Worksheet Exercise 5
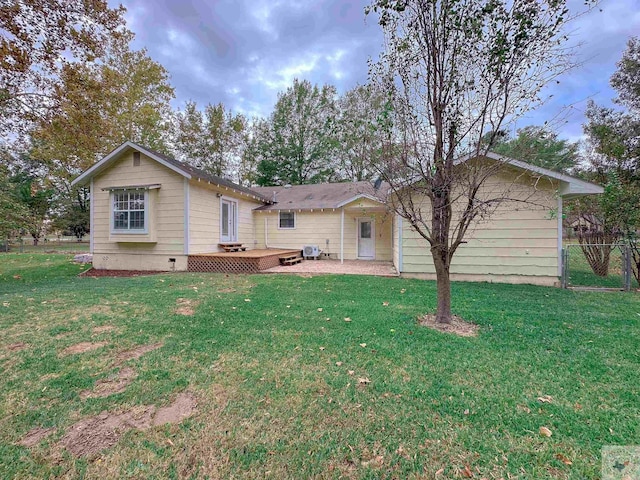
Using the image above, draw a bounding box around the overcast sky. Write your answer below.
[115,0,640,141]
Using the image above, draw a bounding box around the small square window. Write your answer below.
[279,211,295,229]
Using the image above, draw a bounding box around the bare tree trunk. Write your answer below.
[433,253,452,324]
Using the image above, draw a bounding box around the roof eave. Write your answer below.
[71,141,191,187]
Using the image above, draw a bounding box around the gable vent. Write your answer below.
[133,151,141,166]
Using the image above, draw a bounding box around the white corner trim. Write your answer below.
[398,215,403,273]
[89,178,94,253]
[557,195,563,277]
[340,208,345,264]
[184,178,190,255]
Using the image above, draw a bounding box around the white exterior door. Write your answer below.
[220,198,237,242]
[357,218,375,259]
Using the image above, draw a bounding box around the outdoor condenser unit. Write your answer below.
[303,245,320,258]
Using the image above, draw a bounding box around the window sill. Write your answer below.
[110,232,156,243]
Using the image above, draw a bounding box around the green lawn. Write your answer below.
[1,254,639,479]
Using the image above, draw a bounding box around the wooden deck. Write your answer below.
[188,249,302,273]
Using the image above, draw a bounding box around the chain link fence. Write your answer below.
[561,244,632,290]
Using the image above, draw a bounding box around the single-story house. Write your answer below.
[72,141,602,285]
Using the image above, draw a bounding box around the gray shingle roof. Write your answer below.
[252,181,388,211]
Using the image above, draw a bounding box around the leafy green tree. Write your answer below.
[0,0,126,135]
[336,84,386,181]
[493,126,579,173]
[0,166,28,245]
[582,36,640,284]
[254,79,339,186]
[173,101,249,179]
[11,171,54,245]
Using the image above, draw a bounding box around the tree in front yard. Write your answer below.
[582,36,640,285]
[367,0,595,323]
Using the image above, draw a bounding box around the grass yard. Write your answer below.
[1,254,639,479]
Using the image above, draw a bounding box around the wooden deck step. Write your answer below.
[219,242,246,252]
[281,257,303,266]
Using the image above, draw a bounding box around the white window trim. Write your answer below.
[220,196,239,242]
[278,211,296,230]
[110,189,149,234]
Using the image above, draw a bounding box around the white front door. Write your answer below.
[357,218,375,259]
[220,198,237,242]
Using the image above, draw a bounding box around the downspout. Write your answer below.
[340,207,344,264]
[265,216,268,248]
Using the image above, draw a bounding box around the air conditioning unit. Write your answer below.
[303,245,320,258]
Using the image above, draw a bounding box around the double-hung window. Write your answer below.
[278,211,295,229]
[112,190,147,233]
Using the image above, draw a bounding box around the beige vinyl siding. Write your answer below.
[188,180,262,253]
[254,208,393,261]
[93,151,185,256]
[401,171,559,281]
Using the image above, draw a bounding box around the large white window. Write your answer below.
[278,211,295,229]
[111,190,148,233]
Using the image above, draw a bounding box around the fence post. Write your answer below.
[561,248,568,289]
[624,245,632,292]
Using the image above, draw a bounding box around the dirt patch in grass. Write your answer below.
[92,325,116,334]
[18,427,55,447]
[7,342,27,351]
[175,298,199,316]
[79,268,166,278]
[116,342,163,363]
[153,392,197,425]
[80,367,138,399]
[61,341,108,356]
[60,392,197,456]
[418,314,479,337]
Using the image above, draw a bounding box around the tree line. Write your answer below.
[2,0,638,319]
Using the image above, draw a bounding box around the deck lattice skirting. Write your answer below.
[188,249,300,273]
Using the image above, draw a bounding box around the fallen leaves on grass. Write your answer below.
[537,395,553,404]
[357,377,371,386]
[359,343,367,348]
[344,317,351,322]
[539,426,553,437]
[418,314,479,337]
[555,453,572,465]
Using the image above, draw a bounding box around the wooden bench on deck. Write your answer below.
[218,242,247,252]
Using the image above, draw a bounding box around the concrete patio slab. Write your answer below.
[263,259,398,277]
